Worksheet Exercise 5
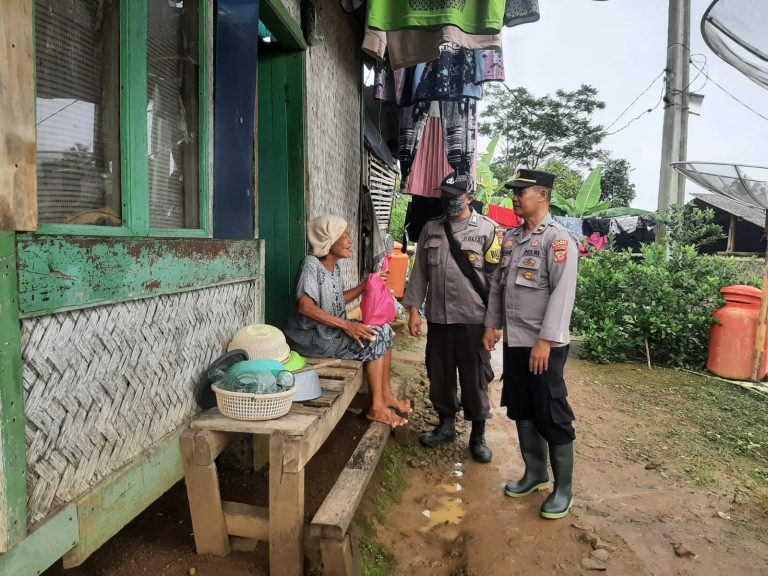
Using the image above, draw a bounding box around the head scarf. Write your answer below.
[307,215,348,258]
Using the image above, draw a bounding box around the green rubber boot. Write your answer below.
[540,442,574,519]
[419,414,457,448]
[504,420,549,497]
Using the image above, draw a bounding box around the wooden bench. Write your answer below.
[310,377,409,576]
[181,359,409,576]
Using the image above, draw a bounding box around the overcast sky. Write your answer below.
[491,0,768,210]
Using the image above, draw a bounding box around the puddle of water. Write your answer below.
[419,482,466,533]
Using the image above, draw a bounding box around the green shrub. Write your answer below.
[573,243,760,368]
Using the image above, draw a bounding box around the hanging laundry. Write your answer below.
[504,0,540,27]
[475,49,505,83]
[488,204,523,228]
[363,25,502,70]
[374,45,504,106]
[398,98,477,185]
[402,104,453,197]
[367,0,506,35]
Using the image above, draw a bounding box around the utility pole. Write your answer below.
[657,0,691,241]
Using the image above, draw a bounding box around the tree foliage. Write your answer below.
[657,204,726,253]
[479,84,607,174]
[540,158,583,200]
[599,158,637,207]
[573,243,758,367]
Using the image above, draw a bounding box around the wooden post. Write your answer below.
[0,0,37,231]
[751,210,768,382]
[269,433,305,576]
[726,214,737,254]
[180,430,230,556]
[0,232,27,552]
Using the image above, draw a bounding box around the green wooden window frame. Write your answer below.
[35,0,212,239]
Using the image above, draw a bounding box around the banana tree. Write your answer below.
[550,168,653,218]
[474,137,502,204]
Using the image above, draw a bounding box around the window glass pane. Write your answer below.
[35,0,121,226]
[148,0,200,229]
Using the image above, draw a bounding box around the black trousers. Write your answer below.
[425,323,493,421]
[501,345,576,445]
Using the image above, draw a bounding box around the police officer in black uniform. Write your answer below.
[483,169,578,519]
[404,174,500,463]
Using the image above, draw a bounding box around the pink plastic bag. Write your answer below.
[360,256,396,326]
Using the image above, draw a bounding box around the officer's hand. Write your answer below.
[483,327,501,351]
[408,308,422,337]
[529,339,552,375]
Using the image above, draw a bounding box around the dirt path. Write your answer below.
[43,338,768,576]
[375,345,768,575]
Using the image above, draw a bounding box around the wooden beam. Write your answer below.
[63,428,186,567]
[193,430,232,466]
[260,0,308,51]
[180,430,230,557]
[0,232,27,552]
[16,236,263,317]
[269,433,305,576]
[0,505,78,576]
[726,214,737,254]
[310,417,390,540]
[0,0,37,232]
[222,501,269,541]
[319,533,363,576]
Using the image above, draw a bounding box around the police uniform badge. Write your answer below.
[552,239,569,264]
[523,271,534,281]
[531,240,540,248]
[504,240,514,248]
[468,253,478,263]
[522,257,537,267]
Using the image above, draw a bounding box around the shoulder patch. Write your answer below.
[552,239,569,264]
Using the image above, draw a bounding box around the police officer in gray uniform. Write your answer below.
[483,169,578,519]
[404,173,499,463]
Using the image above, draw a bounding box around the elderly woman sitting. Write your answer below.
[284,216,410,428]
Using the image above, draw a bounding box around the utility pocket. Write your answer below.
[426,237,441,266]
[461,239,484,269]
[514,257,543,288]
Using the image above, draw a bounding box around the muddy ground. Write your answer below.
[45,335,768,576]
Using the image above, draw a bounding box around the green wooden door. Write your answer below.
[258,47,306,329]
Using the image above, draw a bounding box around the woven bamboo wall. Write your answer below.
[305,0,362,286]
[21,281,258,525]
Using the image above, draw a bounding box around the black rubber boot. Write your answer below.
[419,414,457,448]
[504,420,549,497]
[469,420,492,463]
[540,442,574,519]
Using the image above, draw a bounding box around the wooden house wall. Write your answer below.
[305,0,363,286]
[21,281,260,525]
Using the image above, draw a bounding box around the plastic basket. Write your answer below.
[212,384,295,421]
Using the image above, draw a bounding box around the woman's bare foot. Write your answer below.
[386,397,412,414]
[366,408,408,428]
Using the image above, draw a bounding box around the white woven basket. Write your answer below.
[212,385,295,421]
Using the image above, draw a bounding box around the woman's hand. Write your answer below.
[344,321,377,348]
[376,268,390,283]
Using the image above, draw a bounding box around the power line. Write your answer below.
[689,59,768,123]
[603,70,665,132]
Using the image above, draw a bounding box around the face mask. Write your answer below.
[441,197,466,219]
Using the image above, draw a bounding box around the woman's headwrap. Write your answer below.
[307,215,348,258]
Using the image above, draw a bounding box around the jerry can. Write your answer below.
[708,285,768,381]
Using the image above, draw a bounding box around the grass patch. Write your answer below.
[577,361,768,508]
[354,443,418,576]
